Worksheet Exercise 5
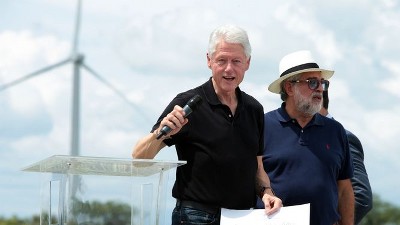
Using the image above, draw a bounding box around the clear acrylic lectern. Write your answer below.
[22,155,186,225]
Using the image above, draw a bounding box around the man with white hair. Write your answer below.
[257,50,355,225]
[133,25,282,225]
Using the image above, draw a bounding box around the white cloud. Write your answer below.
[379,59,400,98]
[113,8,217,75]
[382,0,398,8]
[362,108,400,149]
[0,30,69,73]
[274,2,342,66]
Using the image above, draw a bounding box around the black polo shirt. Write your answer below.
[152,78,264,209]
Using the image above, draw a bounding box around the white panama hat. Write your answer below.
[268,50,334,94]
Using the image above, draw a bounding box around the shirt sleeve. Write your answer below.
[347,131,373,224]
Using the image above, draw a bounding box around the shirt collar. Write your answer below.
[202,77,243,107]
[276,102,292,122]
[326,113,333,119]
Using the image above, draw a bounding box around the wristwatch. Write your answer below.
[259,186,273,198]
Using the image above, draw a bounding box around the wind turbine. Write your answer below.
[0,0,148,157]
[1,1,152,222]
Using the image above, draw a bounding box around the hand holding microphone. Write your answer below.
[156,95,203,140]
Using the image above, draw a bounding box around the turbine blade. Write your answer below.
[0,58,71,92]
[82,63,151,122]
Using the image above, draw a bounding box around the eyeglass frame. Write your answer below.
[290,78,330,91]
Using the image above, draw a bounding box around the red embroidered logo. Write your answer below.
[326,144,330,150]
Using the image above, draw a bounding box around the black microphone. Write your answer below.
[156,94,203,140]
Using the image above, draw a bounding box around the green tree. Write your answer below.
[0,200,133,225]
[360,194,400,225]
[73,200,132,225]
[0,215,39,225]
[0,216,24,225]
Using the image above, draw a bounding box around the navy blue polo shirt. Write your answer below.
[259,103,353,225]
[152,78,264,209]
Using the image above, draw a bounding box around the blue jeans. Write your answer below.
[171,204,221,225]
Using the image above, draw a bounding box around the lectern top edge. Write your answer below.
[21,155,186,177]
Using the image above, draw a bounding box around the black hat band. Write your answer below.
[280,63,320,77]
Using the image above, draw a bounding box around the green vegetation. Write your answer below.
[0,215,39,225]
[360,194,400,225]
[0,200,132,225]
[1,194,400,225]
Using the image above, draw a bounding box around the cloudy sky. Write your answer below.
[1,0,399,222]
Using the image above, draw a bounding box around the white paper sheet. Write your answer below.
[221,203,310,225]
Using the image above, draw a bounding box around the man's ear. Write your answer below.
[207,53,211,68]
[284,81,294,96]
[244,56,251,71]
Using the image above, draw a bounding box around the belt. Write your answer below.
[176,200,220,214]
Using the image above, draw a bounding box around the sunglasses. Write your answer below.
[290,78,330,91]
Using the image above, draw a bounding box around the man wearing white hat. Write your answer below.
[257,50,355,225]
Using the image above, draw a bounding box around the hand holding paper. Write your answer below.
[221,203,310,225]
[261,193,283,216]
